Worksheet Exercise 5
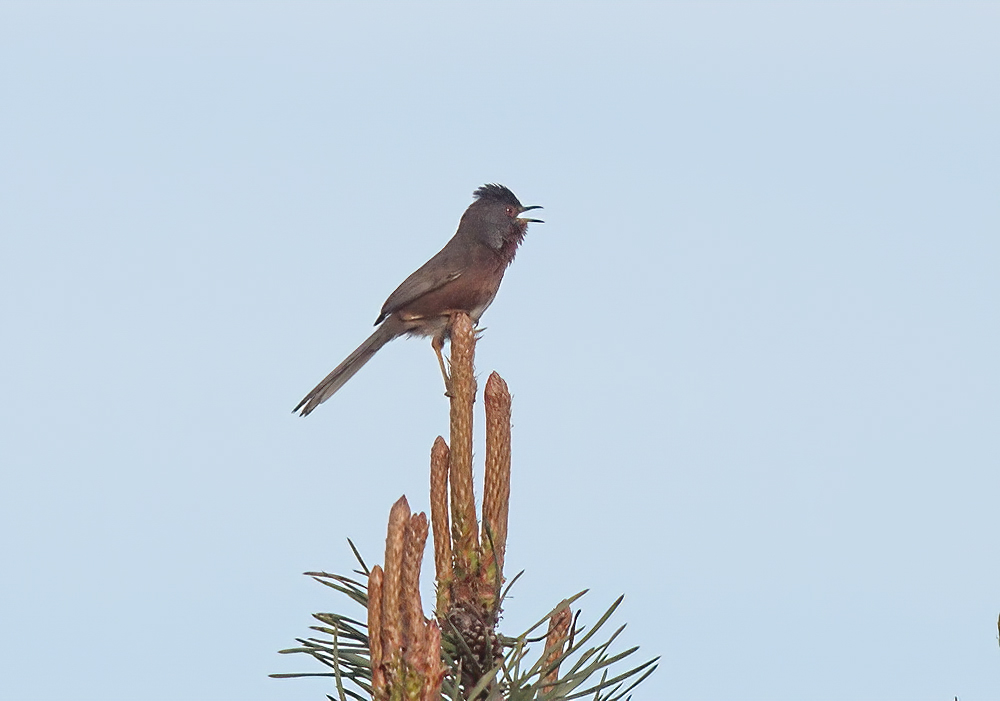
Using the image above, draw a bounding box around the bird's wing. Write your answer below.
[375,245,465,324]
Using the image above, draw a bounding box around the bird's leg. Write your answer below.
[431,333,452,396]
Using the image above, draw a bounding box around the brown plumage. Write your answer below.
[293,184,542,416]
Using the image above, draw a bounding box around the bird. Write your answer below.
[293,183,542,416]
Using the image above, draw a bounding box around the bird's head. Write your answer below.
[464,183,543,254]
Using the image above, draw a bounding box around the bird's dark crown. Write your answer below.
[473,183,522,208]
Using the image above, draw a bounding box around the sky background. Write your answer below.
[1,2,998,700]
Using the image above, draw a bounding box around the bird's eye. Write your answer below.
[505,206,515,216]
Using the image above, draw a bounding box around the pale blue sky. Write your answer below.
[1,3,998,699]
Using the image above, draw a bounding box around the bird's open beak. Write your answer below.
[519,205,544,223]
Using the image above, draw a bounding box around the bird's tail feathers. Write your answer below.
[293,318,403,416]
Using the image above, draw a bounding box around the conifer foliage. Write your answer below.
[274,313,657,700]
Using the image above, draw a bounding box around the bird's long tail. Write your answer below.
[293,317,404,416]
